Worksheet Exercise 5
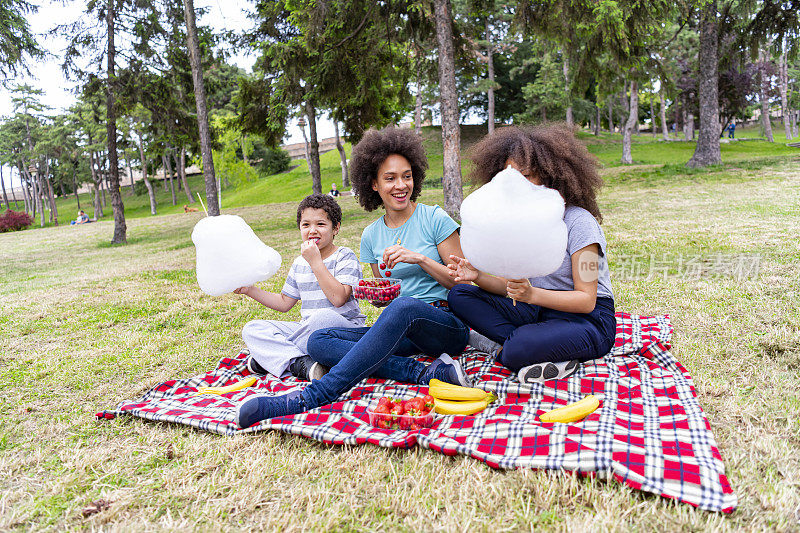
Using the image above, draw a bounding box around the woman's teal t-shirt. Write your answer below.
[360,203,459,303]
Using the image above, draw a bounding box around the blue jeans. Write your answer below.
[304,297,469,408]
[447,284,616,371]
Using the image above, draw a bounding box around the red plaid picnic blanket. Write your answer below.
[97,312,737,513]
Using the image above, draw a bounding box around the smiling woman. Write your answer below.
[235,127,472,428]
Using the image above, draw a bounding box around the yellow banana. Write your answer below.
[195,376,258,396]
[428,379,489,401]
[434,393,497,415]
[539,395,601,423]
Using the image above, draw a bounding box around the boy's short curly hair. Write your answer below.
[296,193,342,228]
[467,124,605,222]
[349,127,428,211]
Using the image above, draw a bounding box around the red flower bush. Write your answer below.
[0,209,34,233]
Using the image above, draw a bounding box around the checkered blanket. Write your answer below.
[97,312,737,513]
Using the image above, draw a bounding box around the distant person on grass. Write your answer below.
[728,122,736,139]
[447,125,617,383]
[234,193,365,381]
[329,182,341,197]
[236,127,470,428]
[70,210,90,225]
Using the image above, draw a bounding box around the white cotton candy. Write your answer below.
[460,166,568,279]
[192,215,282,296]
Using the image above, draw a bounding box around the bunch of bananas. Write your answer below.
[428,379,497,415]
[193,376,258,396]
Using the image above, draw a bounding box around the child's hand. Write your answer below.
[301,240,323,265]
[448,254,479,282]
[506,278,535,304]
[382,245,424,268]
[233,286,252,295]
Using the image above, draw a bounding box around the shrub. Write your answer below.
[133,180,149,196]
[253,146,291,175]
[0,209,34,232]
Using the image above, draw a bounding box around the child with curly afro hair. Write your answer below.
[447,124,617,385]
[235,127,473,429]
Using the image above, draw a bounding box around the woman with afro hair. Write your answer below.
[236,126,471,428]
[447,125,617,384]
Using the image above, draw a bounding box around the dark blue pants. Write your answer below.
[447,284,616,371]
[304,297,469,408]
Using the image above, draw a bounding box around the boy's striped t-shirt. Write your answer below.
[281,246,366,324]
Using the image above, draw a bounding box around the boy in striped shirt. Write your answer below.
[234,194,365,381]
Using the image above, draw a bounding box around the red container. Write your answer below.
[354,278,401,306]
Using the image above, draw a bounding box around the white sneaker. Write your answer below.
[518,359,580,383]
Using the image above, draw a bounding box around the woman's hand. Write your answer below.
[506,278,536,304]
[447,254,479,282]
[382,245,425,269]
[233,286,252,296]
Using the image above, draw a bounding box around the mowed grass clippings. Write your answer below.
[1,162,800,531]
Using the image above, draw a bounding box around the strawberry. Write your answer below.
[377,397,393,410]
[423,394,435,410]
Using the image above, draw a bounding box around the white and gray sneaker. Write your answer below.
[518,359,580,384]
[468,329,502,355]
[289,355,329,381]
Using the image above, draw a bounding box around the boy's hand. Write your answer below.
[382,245,424,269]
[447,254,479,282]
[301,240,323,265]
[233,286,252,295]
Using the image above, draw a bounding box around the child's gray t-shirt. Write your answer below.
[527,205,614,300]
[281,246,366,324]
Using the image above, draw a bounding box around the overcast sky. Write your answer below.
[0,0,340,187]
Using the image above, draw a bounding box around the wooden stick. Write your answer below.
[196,193,208,216]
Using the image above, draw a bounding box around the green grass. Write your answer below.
[2,152,800,529]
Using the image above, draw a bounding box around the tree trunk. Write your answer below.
[414,68,423,135]
[607,99,613,132]
[46,175,58,226]
[792,109,798,138]
[650,96,656,137]
[486,20,496,134]
[136,129,157,215]
[241,134,249,166]
[183,0,219,215]
[687,0,722,167]
[106,0,127,243]
[621,81,638,164]
[687,113,695,140]
[779,52,791,140]
[178,146,194,203]
[125,153,135,193]
[334,120,349,188]
[305,102,322,194]
[164,154,177,205]
[0,165,8,210]
[299,120,312,168]
[563,49,572,127]
[43,159,58,226]
[434,0,463,218]
[759,48,774,142]
[660,91,670,140]
[72,167,81,211]
[594,106,600,135]
[89,152,103,218]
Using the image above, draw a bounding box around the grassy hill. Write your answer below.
[10,122,799,229]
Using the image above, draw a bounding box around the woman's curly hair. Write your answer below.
[349,126,428,212]
[468,124,605,222]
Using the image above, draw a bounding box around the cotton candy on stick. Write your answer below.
[192,215,281,296]
[460,166,568,304]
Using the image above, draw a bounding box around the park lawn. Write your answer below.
[2,155,800,530]
[17,122,799,231]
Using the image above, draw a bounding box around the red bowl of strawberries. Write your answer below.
[354,278,401,307]
[367,394,436,430]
